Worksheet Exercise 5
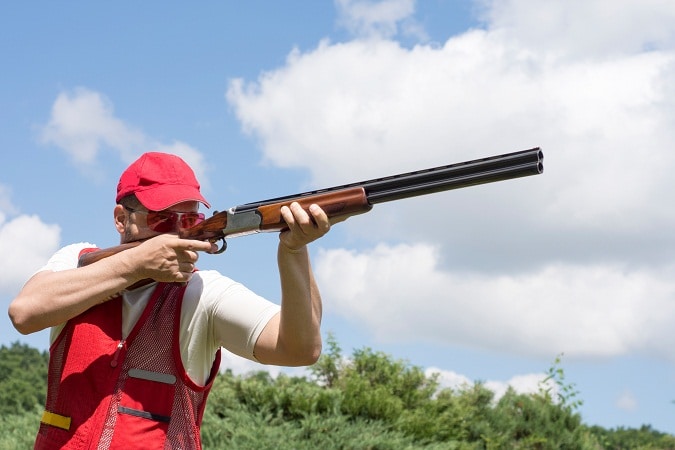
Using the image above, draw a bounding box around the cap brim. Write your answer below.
[135,184,210,211]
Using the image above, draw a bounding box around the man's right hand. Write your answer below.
[127,234,217,283]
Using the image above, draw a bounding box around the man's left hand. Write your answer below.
[278,202,330,251]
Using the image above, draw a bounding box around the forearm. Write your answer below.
[252,202,329,365]
[8,252,140,334]
[259,244,323,366]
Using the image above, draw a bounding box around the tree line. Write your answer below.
[0,338,673,449]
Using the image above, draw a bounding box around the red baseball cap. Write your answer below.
[116,152,210,210]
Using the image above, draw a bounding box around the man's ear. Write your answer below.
[114,205,128,233]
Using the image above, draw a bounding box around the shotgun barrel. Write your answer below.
[235,147,543,210]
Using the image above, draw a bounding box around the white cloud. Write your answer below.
[0,186,60,295]
[485,373,549,399]
[0,212,60,295]
[478,0,675,58]
[40,88,146,166]
[427,366,553,402]
[40,88,209,185]
[426,367,472,390]
[615,389,638,411]
[226,0,675,361]
[315,243,675,359]
[335,0,424,40]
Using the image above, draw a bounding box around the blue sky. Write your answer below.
[2,0,675,435]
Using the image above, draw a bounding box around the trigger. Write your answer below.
[211,238,227,254]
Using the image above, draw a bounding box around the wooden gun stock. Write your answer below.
[79,147,543,268]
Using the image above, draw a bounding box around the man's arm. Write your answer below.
[8,235,213,334]
[252,202,329,366]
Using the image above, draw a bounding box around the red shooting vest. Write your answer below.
[35,279,221,450]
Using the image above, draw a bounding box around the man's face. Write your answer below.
[123,201,203,242]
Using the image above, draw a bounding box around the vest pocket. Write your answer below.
[110,371,176,448]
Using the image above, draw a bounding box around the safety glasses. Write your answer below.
[125,206,205,233]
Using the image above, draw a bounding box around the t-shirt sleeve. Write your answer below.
[38,242,97,273]
[183,270,280,363]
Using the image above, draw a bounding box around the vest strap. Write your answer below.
[41,410,72,430]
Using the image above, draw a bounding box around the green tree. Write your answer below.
[588,424,675,450]
[0,342,49,416]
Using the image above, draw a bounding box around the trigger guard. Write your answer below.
[212,238,227,254]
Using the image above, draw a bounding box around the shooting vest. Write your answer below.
[35,278,221,450]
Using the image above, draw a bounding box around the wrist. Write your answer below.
[113,246,147,284]
[278,241,307,254]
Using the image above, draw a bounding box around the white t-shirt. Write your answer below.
[41,243,280,385]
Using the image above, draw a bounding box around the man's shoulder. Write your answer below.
[191,269,237,286]
[57,242,98,257]
[41,242,97,272]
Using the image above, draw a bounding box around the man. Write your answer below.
[9,152,331,449]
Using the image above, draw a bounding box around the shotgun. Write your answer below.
[79,147,543,266]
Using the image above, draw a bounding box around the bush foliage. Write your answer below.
[1,337,674,449]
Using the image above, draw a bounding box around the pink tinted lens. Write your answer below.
[146,211,205,232]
